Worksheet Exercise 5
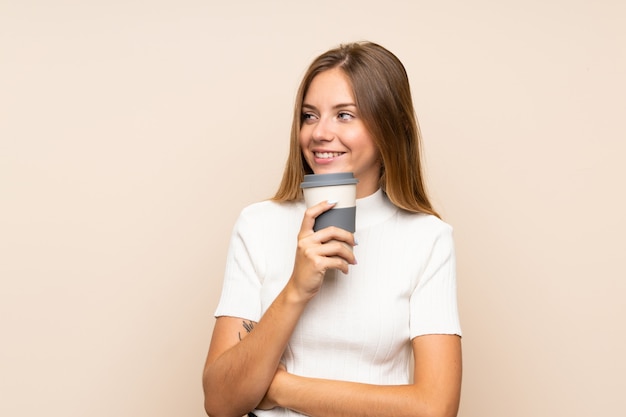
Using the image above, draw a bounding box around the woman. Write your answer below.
[203,41,462,417]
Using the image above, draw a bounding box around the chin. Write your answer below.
[313,167,351,174]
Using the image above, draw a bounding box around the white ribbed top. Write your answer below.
[215,189,461,417]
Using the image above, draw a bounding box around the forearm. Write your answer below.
[203,282,307,417]
[274,375,459,417]
[268,334,463,417]
[205,202,359,416]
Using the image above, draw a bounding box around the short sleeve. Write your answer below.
[409,225,462,338]
[214,210,263,321]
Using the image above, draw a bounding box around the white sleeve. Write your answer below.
[214,209,263,321]
[409,225,462,338]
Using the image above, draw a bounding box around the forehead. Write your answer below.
[304,68,354,104]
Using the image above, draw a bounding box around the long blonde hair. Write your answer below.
[272,41,439,218]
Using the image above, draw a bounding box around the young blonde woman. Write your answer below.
[203,41,462,417]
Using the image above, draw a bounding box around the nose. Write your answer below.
[311,116,335,142]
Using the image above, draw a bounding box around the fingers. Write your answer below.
[297,228,357,274]
[300,200,357,247]
[303,245,354,275]
[313,237,357,266]
[298,220,357,263]
[299,201,357,264]
[299,200,337,235]
[291,201,358,297]
[313,226,357,248]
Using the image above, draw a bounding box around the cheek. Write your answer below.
[364,142,382,167]
[355,134,378,158]
[298,128,309,148]
[372,145,381,160]
[298,133,312,162]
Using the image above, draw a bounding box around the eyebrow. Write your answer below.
[302,102,357,111]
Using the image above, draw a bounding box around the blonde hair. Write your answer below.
[272,41,439,218]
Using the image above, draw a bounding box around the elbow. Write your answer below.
[203,396,218,417]
[439,408,459,417]
[424,401,459,417]
[204,406,254,417]
[414,394,459,417]
[203,400,213,417]
[203,403,228,417]
[202,370,235,417]
[203,365,266,417]
[203,398,239,417]
[203,388,239,417]
[202,376,230,417]
[203,392,219,417]
[203,387,255,417]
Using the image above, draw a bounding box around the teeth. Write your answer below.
[315,152,343,159]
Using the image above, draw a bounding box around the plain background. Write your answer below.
[2,1,625,416]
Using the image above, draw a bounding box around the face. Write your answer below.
[300,68,381,198]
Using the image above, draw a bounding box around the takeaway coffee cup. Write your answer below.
[300,172,359,232]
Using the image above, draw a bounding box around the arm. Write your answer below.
[202,201,357,417]
[260,334,462,417]
[202,297,304,417]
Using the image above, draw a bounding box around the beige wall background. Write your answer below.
[2,1,624,416]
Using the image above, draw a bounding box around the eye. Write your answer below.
[337,112,354,121]
[301,112,317,123]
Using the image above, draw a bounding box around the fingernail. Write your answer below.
[327,199,338,205]
[354,238,359,246]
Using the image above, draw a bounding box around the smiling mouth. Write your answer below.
[314,152,344,159]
